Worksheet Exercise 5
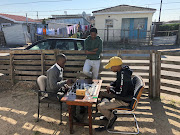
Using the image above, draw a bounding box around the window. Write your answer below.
[77,41,83,50]
[29,41,51,50]
[55,41,75,50]
[105,19,113,28]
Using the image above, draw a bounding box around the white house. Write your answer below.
[92,5,156,41]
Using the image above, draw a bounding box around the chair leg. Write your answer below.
[59,101,62,125]
[107,112,139,134]
[37,102,40,122]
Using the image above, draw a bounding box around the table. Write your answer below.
[61,79,102,135]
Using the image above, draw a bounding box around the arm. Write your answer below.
[48,70,67,93]
[95,39,103,55]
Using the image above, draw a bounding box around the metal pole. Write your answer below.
[159,0,163,22]
[37,11,39,20]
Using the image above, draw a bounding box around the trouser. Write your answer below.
[83,59,100,79]
[98,91,129,120]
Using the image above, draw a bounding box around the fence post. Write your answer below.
[10,51,15,85]
[155,51,161,98]
[41,51,45,75]
[149,50,153,98]
[149,50,161,99]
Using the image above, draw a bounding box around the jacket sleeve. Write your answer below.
[48,69,67,93]
[96,39,102,55]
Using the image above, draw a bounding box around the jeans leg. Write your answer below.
[83,59,92,78]
[92,60,100,79]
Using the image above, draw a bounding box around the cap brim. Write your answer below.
[104,63,111,69]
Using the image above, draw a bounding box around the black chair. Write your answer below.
[37,75,64,124]
[107,75,145,134]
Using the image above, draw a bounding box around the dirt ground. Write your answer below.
[0,79,180,135]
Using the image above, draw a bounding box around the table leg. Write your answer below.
[88,106,92,135]
[68,105,73,134]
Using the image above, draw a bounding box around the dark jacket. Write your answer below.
[84,35,103,60]
[110,65,134,103]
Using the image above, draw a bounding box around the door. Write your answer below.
[121,19,130,39]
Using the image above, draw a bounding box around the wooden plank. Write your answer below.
[155,51,161,98]
[65,61,84,65]
[161,82,180,89]
[0,65,10,69]
[0,60,10,64]
[121,56,150,60]
[64,73,78,77]
[161,67,180,72]
[45,55,55,59]
[64,67,83,72]
[121,50,150,54]
[0,56,10,59]
[15,71,41,75]
[161,52,180,56]
[161,60,180,65]
[0,50,10,53]
[14,66,41,70]
[12,50,41,54]
[13,60,41,65]
[0,70,10,74]
[10,52,14,85]
[66,55,86,60]
[14,55,41,60]
[41,51,45,75]
[45,60,55,65]
[103,50,118,54]
[15,76,37,81]
[161,75,180,81]
[161,89,180,96]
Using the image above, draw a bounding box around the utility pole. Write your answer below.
[159,0,162,22]
[26,13,28,25]
[37,11,39,20]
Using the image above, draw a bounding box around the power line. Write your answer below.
[0,0,71,6]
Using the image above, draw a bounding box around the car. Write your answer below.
[25,38,85,50]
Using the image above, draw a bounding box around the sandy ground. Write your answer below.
[0,79,180,135]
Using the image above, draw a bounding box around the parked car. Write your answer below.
[25,38,85,50]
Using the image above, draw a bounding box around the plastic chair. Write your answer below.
[107,75,145,134]
[36,75,64,124]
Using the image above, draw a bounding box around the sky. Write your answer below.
[0,0,180,22]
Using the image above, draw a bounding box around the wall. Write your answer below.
[94,13,153,41]
[2,24,27,46]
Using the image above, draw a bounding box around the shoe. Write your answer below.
[99,116,108,121]
[95,125,106,132]
[107,115,117,128]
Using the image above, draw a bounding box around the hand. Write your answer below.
[106,86,112,94]
[66,79,73,85]
[92,48,98,52]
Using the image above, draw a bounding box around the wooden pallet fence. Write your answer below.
[0,49,161,98]
[161,51,180,96]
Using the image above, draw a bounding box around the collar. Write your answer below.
[55,63,63,71]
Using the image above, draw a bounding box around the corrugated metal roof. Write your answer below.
[92,5,156,13]
[0,13,40,23]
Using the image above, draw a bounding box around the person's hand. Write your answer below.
[106,86,111,93]
[66,79,73,85]
[92,48,98,52]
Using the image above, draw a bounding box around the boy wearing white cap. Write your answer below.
[95,56,134,131]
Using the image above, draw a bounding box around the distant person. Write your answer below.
[46,54,73,100]
[95,56,134,132]
[83,28,103,79]
[43,26,47,35]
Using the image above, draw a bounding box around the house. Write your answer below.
[92,5,156,41]
[0,13,40,46]
[47,14,90,25]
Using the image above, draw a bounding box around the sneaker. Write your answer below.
[107,115,117,128]
[95,125,106,132]
[99,116,108,121]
